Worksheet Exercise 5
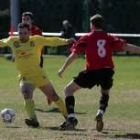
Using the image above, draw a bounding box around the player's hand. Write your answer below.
[58,68,65,78]
[66,38,76,44]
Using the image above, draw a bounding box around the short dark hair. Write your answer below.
[18,22,30,31]
[90,14,104,29]
[22,12,34,20]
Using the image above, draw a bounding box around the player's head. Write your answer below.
[62,20,71,29]
[18,22,30,43]
[22,12,33,27]
[90,14,104,30]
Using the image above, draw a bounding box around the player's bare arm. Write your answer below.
[58,52,78,78]
[123,43,140,54]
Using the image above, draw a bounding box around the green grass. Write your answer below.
[0,56,140,140]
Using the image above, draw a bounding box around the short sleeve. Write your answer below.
[31,26,42,36]
[108,34,126,51]
[70,35,88,54]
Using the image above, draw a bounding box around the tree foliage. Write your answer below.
[0,0,140,39]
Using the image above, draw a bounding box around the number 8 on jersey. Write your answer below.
[97,39,106,58]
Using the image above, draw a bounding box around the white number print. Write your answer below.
[97,39,106,58]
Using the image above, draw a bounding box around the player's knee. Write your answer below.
[21,88,32,99]
[64,85,73,97]
[101,89,110,95]
[49,92,58,101]
[64,86,69,95]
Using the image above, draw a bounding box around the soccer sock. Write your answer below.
[24,99,37,120]
[54,96,67,118]
[99,94,109,113]
[65,96,75,118]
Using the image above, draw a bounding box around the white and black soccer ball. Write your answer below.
[0,108,16,123]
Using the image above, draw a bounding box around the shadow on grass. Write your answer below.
[6,126,21,129]
[102,128,126,133]
[40,126,59,131]
[35,107,86,115]
[40,126,87,132]
[63,132,87,137]
[94,129,140,140]
[115,133,140,139]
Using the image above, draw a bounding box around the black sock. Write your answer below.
[65,96,75,116]
[99,94,109,112]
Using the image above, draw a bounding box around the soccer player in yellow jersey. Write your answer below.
[0,23,74,127]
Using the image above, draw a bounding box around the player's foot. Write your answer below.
[25,118,40,128]
[95,112,104,132]
[59,117,78,130]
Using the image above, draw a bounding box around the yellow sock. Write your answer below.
[54,96,67,118]
[24,99,37,120]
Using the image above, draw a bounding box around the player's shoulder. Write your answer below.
[8,36,19,41]
[84,32,93,37]
[106,32,118,40]
[30,35,44,41]
[32,25,42,32]
[106,31,117,38]
[31,25,42,35]
[31,35,42,38]
[79,31,102,41]
[32,25,41,30]
[79,32,91,41]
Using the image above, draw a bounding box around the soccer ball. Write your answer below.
[0,108,16,123]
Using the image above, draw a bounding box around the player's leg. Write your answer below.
[60,70,95,130]
[39,56,52,105]
[39,83,67,118]
[65,80,81,117]
[95,89,110,132]
[95,68,114,132]
[20,80,39,127]
[97,89,110,116]
[60,80,81,130]
[97,70,114,116]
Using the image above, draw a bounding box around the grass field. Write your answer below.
[0,56,140,140]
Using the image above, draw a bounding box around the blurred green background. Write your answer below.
[0,0,140,54]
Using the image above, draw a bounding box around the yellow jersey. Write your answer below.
[0,35,67,79]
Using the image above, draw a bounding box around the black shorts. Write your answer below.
[74,68,114,90]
